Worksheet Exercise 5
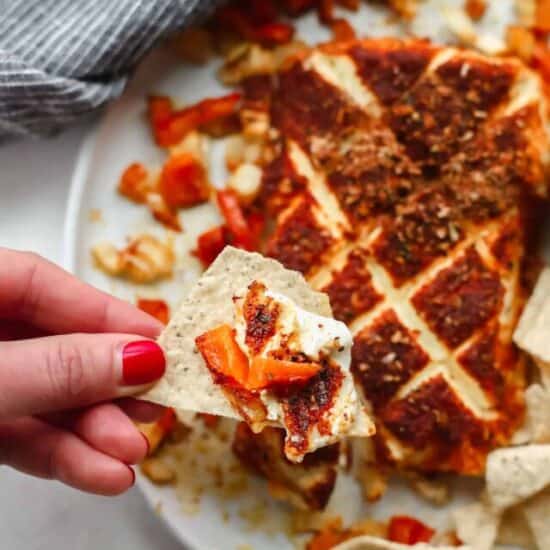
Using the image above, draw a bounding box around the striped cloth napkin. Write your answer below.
[0,0,222,140]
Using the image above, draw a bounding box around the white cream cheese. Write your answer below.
[233,282,372,461]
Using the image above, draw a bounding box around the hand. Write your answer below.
[0,248,167,495]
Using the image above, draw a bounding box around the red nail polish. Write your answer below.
[122,341,165,385]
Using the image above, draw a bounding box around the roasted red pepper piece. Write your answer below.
[217,189,256,251]
[248,0,278,24]
[318,0,335,23]
[336,0,360,10]
[533,43,550,85]
[388,516,435,544]
[137,298,170,324]
[255,22,295,45]
[193,225,229,267]
[149,93,241,147]
[147,96,179,147]
[217,5,293,46]
[198,412,221,428]
[330,18,356,41]
[536,0,550,32]
[160,153,210,208]
[280,0,317,15]
[118,162,149,203]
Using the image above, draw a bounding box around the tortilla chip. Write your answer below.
[143,247,332,417]
[525,384,550,444]
[451,498,499,550]
[496,505,535,549]
[333,535,468,550]
[523,489,550,550]
[514,267,550,367]
[486,445,550,510]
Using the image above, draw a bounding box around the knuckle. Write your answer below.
[46,341,88,401]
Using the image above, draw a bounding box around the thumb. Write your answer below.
[0,334,165,419]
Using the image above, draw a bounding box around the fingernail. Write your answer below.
[141,432,151,456]
[128,466,136,486]
[122,341,165,386]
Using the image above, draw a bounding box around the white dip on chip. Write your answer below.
[233,280,372,461]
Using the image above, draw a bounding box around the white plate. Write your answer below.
[63,3,523,549]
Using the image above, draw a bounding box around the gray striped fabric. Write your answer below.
[0,0,222,140]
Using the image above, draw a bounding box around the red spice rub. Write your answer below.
[241,281,281,355]
[352,310,430,410]
[380,375,487,454]
[270,63,366,150]
[412,247,504,348]
[266,197,334,275]
[349,41,435,105]
[281,364,344,456]
[260,141,308,215]
[372,189,464,285]
[457,331,505,402]
[322,248,382,323]
[389,57,515,174]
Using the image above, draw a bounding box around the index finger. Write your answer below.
[0,248,163,336]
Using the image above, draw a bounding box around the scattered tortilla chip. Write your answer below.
[451,498,499,550]
[143,246,332,417]
[496,505,535,549]
[486,444,550,510]
[333,535,468,550]
[514,267,550,367]
[523,489,550,550]
[525,384,550,444]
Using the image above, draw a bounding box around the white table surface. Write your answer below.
[0,122,182,550]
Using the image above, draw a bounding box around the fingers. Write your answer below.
[0,417,135,496]
[0,248,163,336]
[117,398,166,423]
[0,334,165,419]
[47,403,148,464]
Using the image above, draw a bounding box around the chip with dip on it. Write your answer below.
[143,246,374,462]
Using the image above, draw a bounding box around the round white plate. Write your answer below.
[63,3,521,549]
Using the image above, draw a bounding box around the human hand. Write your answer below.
[0,248,167,495]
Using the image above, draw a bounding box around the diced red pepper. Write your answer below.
[247,357,321,390]
[149,93,242,147]
[533,43,550,84]
[330,18,356,41]
[249,0,278,24]
[217,189,256,250]
[118,162,149,203]
[536,0,550,32]
[147,193,182,232]
[193,225,229,267]
[388,516,435,545]
[147,96,179,147]
[318,0,335,23]
[137,298,170,324]
[246,210,266,249]
[217,5,293,46]
[198,412,220,428]
[160,153,210,208]
[158,408,177,433]
[196,324,250,386]
[255,22,295,45]
[140,407,177,455]
[216,6,257,40]
[280,0,316,15]
[336,0,360,10]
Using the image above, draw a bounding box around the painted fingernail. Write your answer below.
[122,341,165,386]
